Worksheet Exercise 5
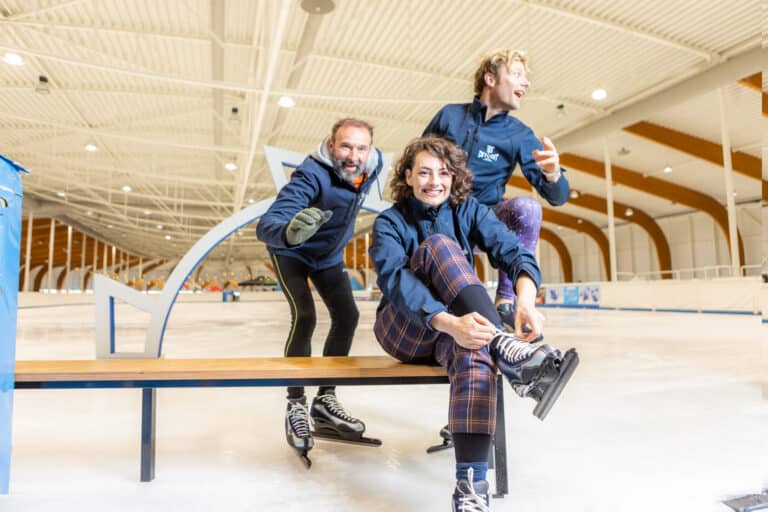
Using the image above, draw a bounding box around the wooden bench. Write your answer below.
[14,355,509,497]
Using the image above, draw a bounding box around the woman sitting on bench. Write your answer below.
[369,136,577,511]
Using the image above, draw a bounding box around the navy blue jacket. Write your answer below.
[257,149,382,270]
[370,196,541,329]
[423,97,570,207]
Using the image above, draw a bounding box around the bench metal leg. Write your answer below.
[492,374,508,498]
[141,387,156,482]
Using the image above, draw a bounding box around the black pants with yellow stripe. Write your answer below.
[271,253,360,399]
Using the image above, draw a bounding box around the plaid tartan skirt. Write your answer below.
[374,234,497,435]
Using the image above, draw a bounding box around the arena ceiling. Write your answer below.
[0,0,764,267]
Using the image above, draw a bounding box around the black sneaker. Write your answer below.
[452,468,490,512]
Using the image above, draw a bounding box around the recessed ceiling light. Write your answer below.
[248,198,255,204]
[84,143,98,152]
[278,96,296,108]
[56,191,66,198]
[663,166,672,174]
[121,185,132,193]
[86,210,93,216]
[224,162,238,172]
[107,224,113,229]
[625,207,634,217]
[143,210,151,216]
[157,224,163,230]
[3,53,24,66]
[164,235,172,240]
[570,190,579,199]
[577,219,583,224]
[591,88,607,101]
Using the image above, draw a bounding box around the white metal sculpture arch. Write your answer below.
[94,146,392,359]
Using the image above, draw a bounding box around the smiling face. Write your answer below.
[485,59,529,111]
[327,125,372,179]
[405,151,453,207]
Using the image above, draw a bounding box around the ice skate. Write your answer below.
[490,331,579,420]
[426,424,454,453]
[285,396,314,468]
[452,468,490,512]
[310,393,382,447]
[496,302,543,342]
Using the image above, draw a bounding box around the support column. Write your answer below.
[65,225,72,293]
[603,138,617,282]
[718,88,740,277]
[80,234,87,291]
[22,213,33,292]
[103,243,108,274]
[47,219,55,292]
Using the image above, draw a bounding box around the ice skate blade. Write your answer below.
[532,348,579,421]
[291,449,311,469]
[312,429,383,447]
[426,439,454,454]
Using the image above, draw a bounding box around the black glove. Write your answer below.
[285,207,332,246]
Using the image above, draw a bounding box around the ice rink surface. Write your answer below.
[4,296,766,511]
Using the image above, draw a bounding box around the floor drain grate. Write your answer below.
[723,492,768,512]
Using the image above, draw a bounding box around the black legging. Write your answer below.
[271,253,360,399]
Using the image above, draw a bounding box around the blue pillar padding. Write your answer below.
[0,154,28,494]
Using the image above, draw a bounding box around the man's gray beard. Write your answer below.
[332,158,363,183]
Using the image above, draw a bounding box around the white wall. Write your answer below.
[539,202,765,282]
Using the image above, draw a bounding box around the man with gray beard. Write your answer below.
[257,118,383,467]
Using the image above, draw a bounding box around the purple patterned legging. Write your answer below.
[492,196,542,301]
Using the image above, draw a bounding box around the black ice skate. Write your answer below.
[285,396,314,468]
[426,424,454,453]
[496,302,543,342]
[490,331,579,421]
[452,468,490,512]
[310,393,382,447]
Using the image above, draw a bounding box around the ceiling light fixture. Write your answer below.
[35,75,50,94]
[157,224,163,230]
[591,88,607,101]
[300,0,335,15]
[164,235,172,241]
[121,185,132,193]
[570,190,579,199]
[84,143,98,152]
[56,191,66,198]
[2,52,24,66]
[577,218,583,224]
[248,198,255,204]
[143,210,151,216]
[224,162,238,172]
[229,106,240,123]
[278,96,295,108]
[624,207,634,217]
[663,166,672,174]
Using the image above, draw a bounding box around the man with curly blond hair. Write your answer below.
[423,49,570,326]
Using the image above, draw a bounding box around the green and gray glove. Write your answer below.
[285,207,333,246]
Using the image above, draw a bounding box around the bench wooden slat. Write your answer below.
[14,356,447,382]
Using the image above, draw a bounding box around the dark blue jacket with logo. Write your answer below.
[257,145,382,270]
[369,196,541,329]
[423,97,570,207]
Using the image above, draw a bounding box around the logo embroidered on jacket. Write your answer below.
[477,144,500,163]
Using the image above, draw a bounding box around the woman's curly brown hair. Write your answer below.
[390,136,474,207]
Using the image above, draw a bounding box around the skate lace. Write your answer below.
[287,402,312,437]
[318,394,355,422]
[456,494,489,512]
[455,470,489,512]
[492,331,534,364]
